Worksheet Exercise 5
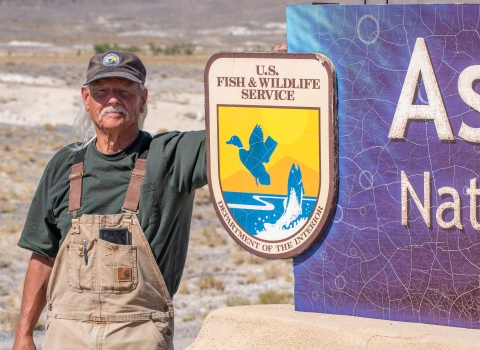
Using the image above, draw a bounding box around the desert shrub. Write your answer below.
[258,290,293,304]
[0,202,17,213]
[251,45,265,52]
[232,247,266,265]
[245,271,257,284]
[247,254,265,264]
[283,271,293,282]
[263,262,284,280]
[191,211,203,219]
[43,123,55,132]
[164,44,181,55]
[0,219,24,234]
[17,149,36,163]
[198,274,224,291]
[238,272,258,285]
[182,315,196,322]
[0,164,18,176]
[0,311,19,332]
[122,45,140,53]
[163,42,196,56]
[200,311,211,319]
[94,43,119,54]
[156,128,169,134]
[194,186,211,205]
[263,261,293,282]
[231,249,247,265]
[224,295,251,307]
[0,254,11,268]
[49,141,65,151]
[178,281,190,294]
[199,226,226,247]
[93,43,139,54]
[37,159,49,168]
[183,42,195,55]
[149,42,163,55]
[282,259,294,282]
[8,189,19,199]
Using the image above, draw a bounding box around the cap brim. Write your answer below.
[84,71,143,85]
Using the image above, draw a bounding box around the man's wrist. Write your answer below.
[15,320,35,338]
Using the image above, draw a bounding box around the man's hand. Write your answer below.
[12,335,36,350]
[273,43,288,53]
[13,253,55,350]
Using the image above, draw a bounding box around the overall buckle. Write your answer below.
[121,207,139,216]
[68,208,82,219]
[70,218,80,234]
[121,208,138,231]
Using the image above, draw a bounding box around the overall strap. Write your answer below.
[122,149,149,214]
[68,148,87,217]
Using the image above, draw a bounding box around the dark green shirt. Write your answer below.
[18,130,207,297]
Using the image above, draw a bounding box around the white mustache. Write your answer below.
[98,106,129,122]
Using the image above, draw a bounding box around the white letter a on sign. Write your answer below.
[388,38,454,141]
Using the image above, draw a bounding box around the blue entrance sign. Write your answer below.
[288,4,480,328]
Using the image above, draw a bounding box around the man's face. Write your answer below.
[81,77,147,133]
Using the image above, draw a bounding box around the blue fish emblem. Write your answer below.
[258,163,307,238]
[274,164,305,230]
[226,124,278,186]
[284,164,304,214]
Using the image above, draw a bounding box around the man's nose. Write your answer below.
[107,92,121,105]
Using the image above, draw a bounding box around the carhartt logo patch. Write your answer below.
[118,268,132,282]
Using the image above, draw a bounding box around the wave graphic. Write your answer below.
[227,195,277,211]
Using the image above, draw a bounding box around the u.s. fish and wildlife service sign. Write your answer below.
[205,53,337,259]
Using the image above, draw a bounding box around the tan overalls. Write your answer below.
[43,148,174,350]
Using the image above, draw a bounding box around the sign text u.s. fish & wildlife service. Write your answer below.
[205,53,337,259]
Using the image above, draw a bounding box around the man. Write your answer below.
[13,51,206,349]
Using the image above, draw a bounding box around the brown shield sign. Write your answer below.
[205,53,337,259]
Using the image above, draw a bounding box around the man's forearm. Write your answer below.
[15,253,55,340]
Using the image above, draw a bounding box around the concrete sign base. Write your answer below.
[188,305,480,350]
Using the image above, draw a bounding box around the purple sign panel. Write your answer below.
[287,4,480,328]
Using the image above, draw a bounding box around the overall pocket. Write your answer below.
[66,239,138,293]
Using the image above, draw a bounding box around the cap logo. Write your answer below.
[103,53,120,66]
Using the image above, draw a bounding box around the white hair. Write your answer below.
[72,83,148,151]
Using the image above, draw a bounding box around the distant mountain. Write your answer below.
[0,0,302,49]
[221,156,319,197]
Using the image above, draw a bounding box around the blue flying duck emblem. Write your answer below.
[226,124,278,186]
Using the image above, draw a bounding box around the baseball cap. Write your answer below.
[84,51,146,85]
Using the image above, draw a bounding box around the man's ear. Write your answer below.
[140,88,148,114]
[81,86,90,112]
